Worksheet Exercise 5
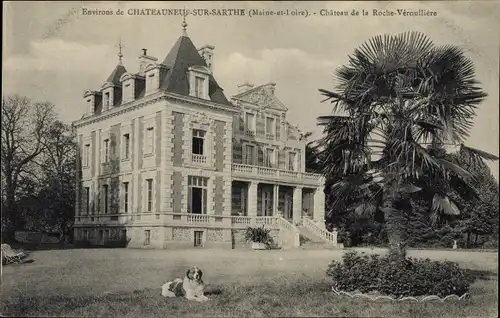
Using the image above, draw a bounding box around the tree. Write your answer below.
[1,95,55,239]
[38,121,77,236]
[450,152,499,246]
[316,32,498,251]
[301,131,323,173]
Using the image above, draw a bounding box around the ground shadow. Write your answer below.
[463,269,497,282]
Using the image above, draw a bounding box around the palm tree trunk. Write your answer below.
[384,194,411,257]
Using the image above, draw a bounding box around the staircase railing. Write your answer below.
[276,216,301,248]
[302,217,338,246]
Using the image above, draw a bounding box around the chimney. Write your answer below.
[198,44,215,71]
[237,82,254,94]
[138,48,158,75]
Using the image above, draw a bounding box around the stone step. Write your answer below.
[297,225,325,243]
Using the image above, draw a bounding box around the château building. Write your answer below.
[73,21,337,249]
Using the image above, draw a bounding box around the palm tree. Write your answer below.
[317,31,498,251]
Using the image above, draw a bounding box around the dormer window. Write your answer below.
[194,76,205,98]
[188,66,210,100]
[124,83,131,101]
[147,73,155,89]
[83,90,99,116]
[144,64,160,94]
[120,73,139,104]
[86,99,92,114]
[105,92,110,106]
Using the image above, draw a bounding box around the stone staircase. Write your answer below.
[297,225,337,249]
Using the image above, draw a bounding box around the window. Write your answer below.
[84,187,90,214]
[123,182,129,213]
[192,129,205,155]
[121,230,127,240]
[194,231,204,247]
[103,185,109,214]
[104,92,110,107]
[245,113,255,132]
[103,139,110,163]
[123,134,130,159]
[83,229,89,240]
[244,144,255,165]
[97,191,101,214]
[262,190,272,216]
[288,152,297,171]
[144,230,151,246]
[83,144,90,167]
[124,83,131,101]
[188,176,208,214]
[266,117,275,135]
[194,76,205,98]
[145,127,154,155]
[87,99,92,113]
[147,73,155,91]
[265,148,275,168]
[146,179,153,212]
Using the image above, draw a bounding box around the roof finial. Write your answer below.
[117,38,124,65]
[182,8,188,36]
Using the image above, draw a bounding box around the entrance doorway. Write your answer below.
[262,190,272,216]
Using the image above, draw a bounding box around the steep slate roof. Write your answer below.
[159,35,232,106]
[106,64,127,85]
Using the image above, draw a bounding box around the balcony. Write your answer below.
[245,130,256,137]
[241,129,276,141]
[191,154,207,164]
[231,163,323,185]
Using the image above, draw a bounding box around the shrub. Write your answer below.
[336,228,352,247]
[244,226,273,245]
[482,238,498,249]
[326,251,470,297]
[73,238,130,248]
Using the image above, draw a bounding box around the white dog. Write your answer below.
[161,266,209,302]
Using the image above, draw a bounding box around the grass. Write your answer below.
[0,249,498,317]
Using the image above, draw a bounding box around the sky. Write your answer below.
[3,1,499,178]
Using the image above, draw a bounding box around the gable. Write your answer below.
[233,85,288,111]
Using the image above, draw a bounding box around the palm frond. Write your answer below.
[432,194,460,216]
[460,144,499,161]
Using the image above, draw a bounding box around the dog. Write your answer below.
[161,266,209,302]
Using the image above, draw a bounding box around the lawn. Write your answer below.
[0,248,498,317]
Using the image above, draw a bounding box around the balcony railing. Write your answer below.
[75,213,281,229]
[231,163,323,185]
[240,129,276,141]
[191,154,207,164]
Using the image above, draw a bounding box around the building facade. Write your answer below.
[73,27,330,249]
